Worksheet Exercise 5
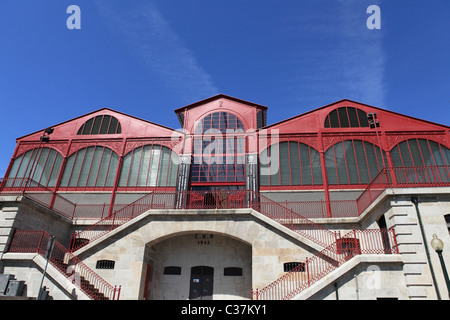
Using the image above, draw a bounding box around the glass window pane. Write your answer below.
[299,144,312,185]
[310,148,323,185]
[148,147,161,186]
[347,107,360,127]
[329,110,339,128]
[39,149,55,186]
[279,142,290,185]
[105,152,119,187]
[108,116,118,134]
[343,141,358,184]
[358,109,369,127]
[91,116,103,134]
[398,141,414,166]
[119,153,132,186]
[96,148,111,187]
[128,147,142,187]
[408,139,424,166]
[218,163,227,182]
[157,147,170,186]
[429,140,446,166]
[440,144,450,166]
[334,142,349,184]
[363,141,379,181]
[289,142,301,185]
[168,151,178,186]
[390,145,403,167]
[418,139,434,166]
[138,145,152,186]
[325,147,338,185]
[24,149,40,180]
[61,154,75,187]
[338,108,350,128]
[324,115,330,128]
[78,147,95,187]
[78,115,121,135]
[195,112,244,134]
[354,140,369,184]
[269,144,280,186]
[7,154,22,179]
[99,115,111,134]
[48,152,63,187]
[31,148,49,183]
[87,147,103,186]
[259,148,269,186]
[82,118,94,135]
[69,149,86,186]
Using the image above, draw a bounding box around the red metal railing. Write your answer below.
[69,190,252,251]
[69,191,179,251]
[3,165,450,221]
[274,165,450,218]
[69,190,339,252]
[252,227,399,300]
[279,200,359,219]
[0,178,76,220]
[7,229,121,300]
[250,192,338,249]
[356,168,391,215]
[391,165,450,186]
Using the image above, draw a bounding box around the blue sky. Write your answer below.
[0,0,449,177]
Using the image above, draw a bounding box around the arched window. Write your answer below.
[192,111,246,184]
[194,111,244,134]
[60,146,119,188]
[390,138,450,167]
[77,115,121,135]
[390,138,450,184]
[325,140,386,185]
[119,145,178,187]
[260,142,323,186]
[324,107,369,128]
[7,147,63,188]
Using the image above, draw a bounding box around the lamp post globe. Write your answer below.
[431,234,444,252]
[430,233,450,298]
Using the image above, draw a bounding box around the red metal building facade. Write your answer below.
[3,94,450,216]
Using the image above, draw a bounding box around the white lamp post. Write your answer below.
[430,234,450,298]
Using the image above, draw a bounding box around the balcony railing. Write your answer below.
[7,229,121,300]
[2,165,450,221]
[251,227,399,300]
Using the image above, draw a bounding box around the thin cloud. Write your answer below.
[280,0,386,110]
[95,0,218,101]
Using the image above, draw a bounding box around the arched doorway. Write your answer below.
[144,233,252,300]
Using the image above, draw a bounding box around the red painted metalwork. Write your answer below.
[3,165,450,221]
[4,108,180,213]
[7,229,121,300]
[68,190,339,252]
[4,95,450,301]
[251,227,399,300]
[4,96,450,215]
[0,177,76,220]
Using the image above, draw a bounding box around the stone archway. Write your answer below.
[143,232,252,300]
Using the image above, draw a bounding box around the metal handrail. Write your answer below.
[7,229,121,300]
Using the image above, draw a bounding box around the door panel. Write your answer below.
[189,266,214,300]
